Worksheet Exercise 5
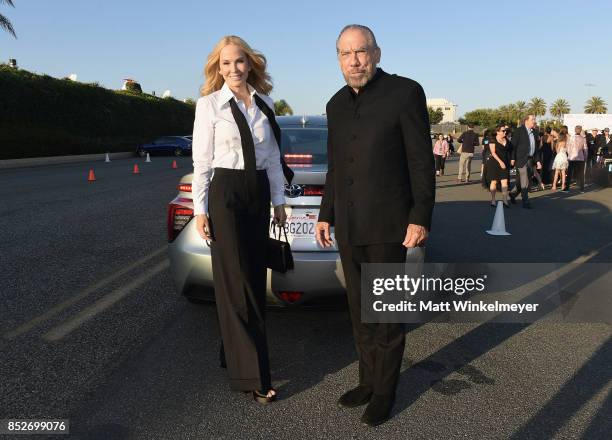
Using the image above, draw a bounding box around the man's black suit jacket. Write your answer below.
[318,69,435,246]
[511,125,541,168]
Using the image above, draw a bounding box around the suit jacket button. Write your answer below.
[348,156,355,163]
[351,134,357,140]
[347,178,354,185]
[348,201,354,207]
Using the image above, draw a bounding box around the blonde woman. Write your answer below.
[192,36,292,404]
[552,127,569,191]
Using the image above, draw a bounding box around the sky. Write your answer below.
[2,0,612,117]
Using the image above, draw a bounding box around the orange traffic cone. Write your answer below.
[133,164,140,174]
[88,169,96,182]
[171,160,178,169]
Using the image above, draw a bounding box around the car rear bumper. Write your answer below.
[168,220,346,305]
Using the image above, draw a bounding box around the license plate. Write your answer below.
[270,211,318,240]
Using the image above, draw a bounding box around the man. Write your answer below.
[596,127,611,158]
[509,114,541,208]
[457,124,480,182]
[585,128,598,184]
[567,125,588,192]
[315,24,435,427]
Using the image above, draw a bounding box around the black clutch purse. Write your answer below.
[267,224,294,273]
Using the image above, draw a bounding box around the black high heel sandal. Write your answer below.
[253,389,277,404]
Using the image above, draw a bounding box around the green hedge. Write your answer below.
[0,65,195,159]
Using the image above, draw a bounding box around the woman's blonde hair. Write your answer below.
[200,35,273,96]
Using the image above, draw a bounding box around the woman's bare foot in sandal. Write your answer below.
[253,389,277,404]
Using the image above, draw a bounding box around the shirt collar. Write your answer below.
[218,82,258,109]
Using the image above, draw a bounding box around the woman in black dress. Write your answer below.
[486,124,511,207]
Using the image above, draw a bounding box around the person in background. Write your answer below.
[509,115,541,208]
[551,126,569,191]
[457,124,479,182]
[596,127,611,160]
[540,127,554,185]
[585,128,598,183]
[433,133,449,176]
[485,124,511,207]
[567,125,588,193]
[447,134,455,155]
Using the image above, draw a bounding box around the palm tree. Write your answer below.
[550,99,570,121]
[584,96,607,114]
[528,97,547,118]
[0,0,16,38]
[274,99,293,116]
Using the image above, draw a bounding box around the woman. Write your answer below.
[447,134,455,155]
[552,127,570,191]
[540,127,554,185]
[485,124,511,207]
[433,134,449,176]
[192,36,288,404]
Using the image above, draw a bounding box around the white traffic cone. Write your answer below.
[486,201,511,236]
[105,153,110,163]
[145,152,151,163]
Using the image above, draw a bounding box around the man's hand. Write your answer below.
[511,160,516,167]
[403,224,428,248]
[536,161,542,170]
[315,222,333,248]
[196,214,211,241]
[273,204,287,226]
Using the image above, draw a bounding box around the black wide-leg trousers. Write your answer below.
[338,243,407,396]
[208,168,271,391]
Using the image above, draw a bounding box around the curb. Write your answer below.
[0,152,135,170]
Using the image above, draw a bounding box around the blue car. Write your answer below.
[137,136,192,157]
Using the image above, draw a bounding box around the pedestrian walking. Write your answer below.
[457,125,479,182]
[433,134,449,176]
[567,125,588,192]
[551,127,569,191]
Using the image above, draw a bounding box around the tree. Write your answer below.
[0,0,16,37]
[584,96,607,114]
[125,80,142,94]
[461,108,498,128]
[427,106,444,124]
[515,101,528,125]
[528,97,547,118]
[274,99,293,116]
[550,99,570,121]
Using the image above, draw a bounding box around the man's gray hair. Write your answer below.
[336,24,379,52]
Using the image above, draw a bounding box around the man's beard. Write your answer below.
[343,67,376,89]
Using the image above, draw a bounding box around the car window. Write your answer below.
[280,128,328,165]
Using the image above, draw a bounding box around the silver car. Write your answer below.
[167,115,346,305]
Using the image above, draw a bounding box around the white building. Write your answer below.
[427,98,458,123]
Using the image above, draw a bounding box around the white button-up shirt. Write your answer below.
[528,127,535,156]
[191,83,286,215]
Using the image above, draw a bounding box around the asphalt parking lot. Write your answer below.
[0,155,610,439]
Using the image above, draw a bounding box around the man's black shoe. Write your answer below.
[361,394,395,427]
[509,193,517,204]
[337,385,373,408]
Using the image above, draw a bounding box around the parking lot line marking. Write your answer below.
[42,259,170,342]
[3,246,167,340]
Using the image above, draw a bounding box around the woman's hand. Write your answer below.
[273,204,287,226]
[195,214,211,241]
[499,162,506,170]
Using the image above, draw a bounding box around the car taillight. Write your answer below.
[167,203,194,242]
[284,153,312,164]
[178,183,192,192]
[278,291,303,303]
[303,185,324,196]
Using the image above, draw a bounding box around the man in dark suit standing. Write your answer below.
[315,24,435,427]
[509,114,541,208]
